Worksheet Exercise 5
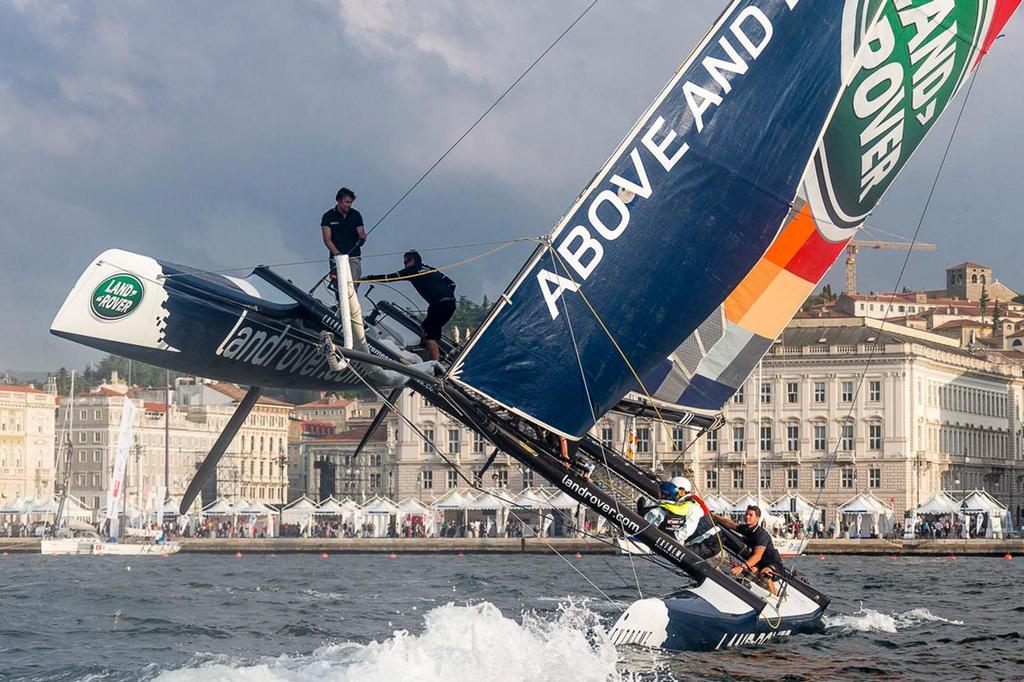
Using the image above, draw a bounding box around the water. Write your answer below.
[1,553,1021,681]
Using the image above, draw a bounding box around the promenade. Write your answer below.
[3,537,1022,556]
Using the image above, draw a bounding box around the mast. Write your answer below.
[53,371,76,533]
[757,359,762,505]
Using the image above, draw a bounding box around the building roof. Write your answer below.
[948,261,989,270]
[0,385,44,394]
[143,402,167,413]
[304,427,387,444]
[932,319,986,331]
[206,383,292,407]
[781,318,968,356]
[1007,329,1024,339]
[297,397,352,409]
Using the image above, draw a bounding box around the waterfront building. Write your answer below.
[0,385,57,505]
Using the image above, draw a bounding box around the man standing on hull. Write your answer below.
[364,250,456,362]
[322,187,366,292]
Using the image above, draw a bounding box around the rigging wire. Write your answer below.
[363,0,600,240]
[791,61,987,575]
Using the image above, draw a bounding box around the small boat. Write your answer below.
[93,539,181,556]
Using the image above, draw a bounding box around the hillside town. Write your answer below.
[3,261,1023,539]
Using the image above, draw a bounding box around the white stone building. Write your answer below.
[0,385,57,505]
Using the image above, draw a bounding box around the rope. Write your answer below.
[355,238,542,283]
[363,0,600,239]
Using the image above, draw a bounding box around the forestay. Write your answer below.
[451,0,858,438]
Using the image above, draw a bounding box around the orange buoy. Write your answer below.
[387,553,397,559]
[890,555,898,560]
[234,551,242,558]
[575,552,583,559]
[1,551,8,557]
[320,552,329,559]
[817,554,825,560]
[456,552,465,557]
[1004,553,1012,561]
[948,555,956,560]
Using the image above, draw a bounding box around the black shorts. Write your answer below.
[422,299,456,341]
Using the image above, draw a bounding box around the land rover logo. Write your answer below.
[90,274,144,320]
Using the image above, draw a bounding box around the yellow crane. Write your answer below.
[844,239,938,295]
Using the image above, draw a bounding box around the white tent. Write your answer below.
[201,498,236,516]
[915,491,962,516]
[836,493,894,538]
[464,489,510,510]
[704,495,733,514]
[360,496,399,537]
[546,491,579,509]
[397,497,436,536]
[770,493,822,529]
[514,488,553,509]
[160,498,181,516]
[314,497,347,515]
[0,496,32,515]
[432,489,473,510]
[728,494,783,531]
[281,496,318,534]
[961,490,1010,538]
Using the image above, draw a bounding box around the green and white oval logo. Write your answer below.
[90,274,145,320]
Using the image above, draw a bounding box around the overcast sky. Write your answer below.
[2,1,1022,373]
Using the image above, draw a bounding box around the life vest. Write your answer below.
[657,499,713,543]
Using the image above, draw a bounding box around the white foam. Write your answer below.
[153,601,628,682]
[824,607,964,633]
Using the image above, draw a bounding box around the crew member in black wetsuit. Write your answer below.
[713,505,784,594]
[321,187,366,292]
[363,250,456,362]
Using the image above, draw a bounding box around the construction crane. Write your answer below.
[844,239,938,295]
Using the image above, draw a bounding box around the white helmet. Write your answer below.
[670,476,692,493]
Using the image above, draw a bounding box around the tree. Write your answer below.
[979,285,989,314]
[450,295,494,335]
[992,301,1002,336]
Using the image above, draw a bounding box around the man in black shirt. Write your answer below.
[321,187,366,291]
[713,505,784,595]
[364,250,456,362]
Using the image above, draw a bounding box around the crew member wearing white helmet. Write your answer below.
[639,476,720,559]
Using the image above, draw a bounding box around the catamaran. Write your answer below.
[50,0,1019,651]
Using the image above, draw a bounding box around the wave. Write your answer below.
[824,607,964,634]
[152,600,626,682]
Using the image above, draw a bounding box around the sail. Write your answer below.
[105,397,136,539]
[644,0,1021,414]
[451,0,874,438]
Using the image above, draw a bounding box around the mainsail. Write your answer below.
[452,0,871,438]
[642,0,1021,414]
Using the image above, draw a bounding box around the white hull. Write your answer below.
[40,538,96,556]
[92,541,181,556]
[616,536,808,557]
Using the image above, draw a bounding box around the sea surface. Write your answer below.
[1,552,1021,681]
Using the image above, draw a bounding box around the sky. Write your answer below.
[1,1,1022,373]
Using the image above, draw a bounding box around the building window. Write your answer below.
[422,470,433,490]
[732,426,745,453]
[813,424,826,451]
[447,470,458,489]
[813,382,826,403]
[522,469,534,490]
[422,427,435,454]
[840,468,854,488]
[868,380,881,402]
[733,469,744,489]
[760,468,771,490]
[78,451,86,462]
[786,382,799,404]
[760,382,772,404]
[93,432,101,443]
[496,469,508,488]
[869,424,882,450]
[787,468,798,489]
[841,423,854,451]
[671,426,686,452]
[79,409,87,421]
[706,429,719,452]
[813,468,826,489]
[869,467,881,488]
[706,469,718,490]
[759,424,772,453]
[786,424,799,452]
[94,450,101,462]
[78,432,86,443]
[636,426,651,454]
[447,428,461,455]
[92,473,100,487]
[600,426,614,450]
[472,432,486,454]
[841,381,854,402]
[733,386,745,404]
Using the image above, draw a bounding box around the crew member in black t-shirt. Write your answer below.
[713,505,784,595]
[321,187,366,291]
[363,250,456,362]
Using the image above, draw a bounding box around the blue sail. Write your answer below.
[450,0,856,438]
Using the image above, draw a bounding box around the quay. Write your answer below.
[3,537,1023,556]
